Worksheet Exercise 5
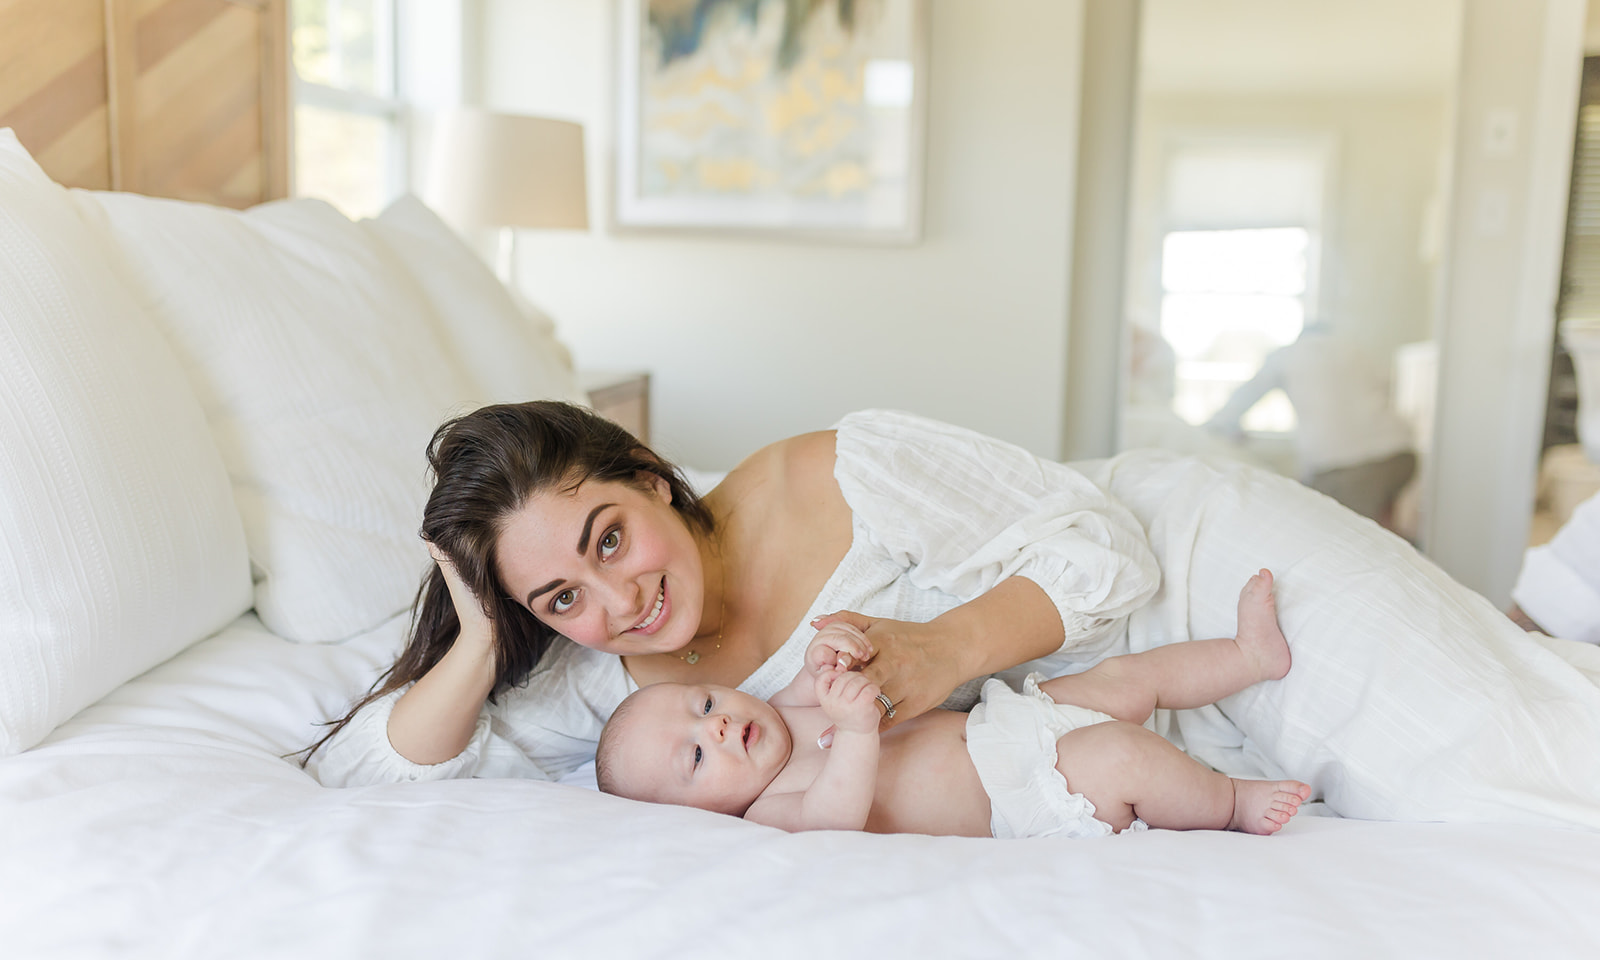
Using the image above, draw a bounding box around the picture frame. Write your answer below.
[614,0,929,243]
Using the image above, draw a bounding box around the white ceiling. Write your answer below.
[1140,0,1464,96]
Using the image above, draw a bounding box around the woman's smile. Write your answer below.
[626,577,669,635]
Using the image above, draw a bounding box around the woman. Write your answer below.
[309,402,1161,785]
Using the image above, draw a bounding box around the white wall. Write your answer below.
[478,0,1086,470]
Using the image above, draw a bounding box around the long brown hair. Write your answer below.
[298,400,714,765]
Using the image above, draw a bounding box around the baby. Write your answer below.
[596,570,1311,838]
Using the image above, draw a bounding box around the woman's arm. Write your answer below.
[385,553,499,765]
[816,410,1162,726]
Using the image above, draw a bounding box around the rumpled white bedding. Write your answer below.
[7,454,1600,957]
[5,571,1600,955]
[1093,451,1600,830]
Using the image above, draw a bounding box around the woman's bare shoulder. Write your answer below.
[713,430,849,538]
[724,430,839,498]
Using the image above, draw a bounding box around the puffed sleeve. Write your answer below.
[307,688,509,788]
[833,410,1160,650]
[309,639,630,787]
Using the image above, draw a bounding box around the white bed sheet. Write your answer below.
[4,613,1599,959]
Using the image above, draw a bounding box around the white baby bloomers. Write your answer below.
[312,409,1160,786]
[967,674,1148,839]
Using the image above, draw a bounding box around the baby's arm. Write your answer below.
[768,622,876,710]
[745,670,882,832]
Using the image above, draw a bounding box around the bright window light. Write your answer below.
[291,0,402,219]
[1160,227,1310,430]
[1161,227,1307,295]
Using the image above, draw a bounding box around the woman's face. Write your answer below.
[495,475,706,656]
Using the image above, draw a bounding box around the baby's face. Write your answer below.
[611,682,793,816]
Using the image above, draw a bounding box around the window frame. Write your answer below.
[289,0,409,214]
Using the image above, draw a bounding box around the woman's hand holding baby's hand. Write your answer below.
[816,669,884,735]
[810,611,961,731]
[805,621,875,678]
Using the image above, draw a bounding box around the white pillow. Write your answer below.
[363,195,589,406]
[77,191,485,643]
[0,129,252,754]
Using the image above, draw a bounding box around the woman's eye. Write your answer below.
[551,588,576,614]
[703,697,713,715]
[599,528,620,559]
[693,745,703,767]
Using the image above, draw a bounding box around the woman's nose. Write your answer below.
[599,571,642,623]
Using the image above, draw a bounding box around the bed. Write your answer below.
[5,5,1600,957]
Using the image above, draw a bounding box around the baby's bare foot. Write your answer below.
[1229,779,1312,835]
[1236,569,1291,682]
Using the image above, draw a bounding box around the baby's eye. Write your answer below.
[599,528,621,559]
[693,745,702,767]
[550,588,576,615]
[702,696,713,715]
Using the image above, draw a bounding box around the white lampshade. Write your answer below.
[423,109,589,232]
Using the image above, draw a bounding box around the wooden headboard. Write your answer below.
[0,0,289,209]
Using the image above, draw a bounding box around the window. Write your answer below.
[290,0,405,219]
[1161,226,1308,430]
[1155,136,1329,432]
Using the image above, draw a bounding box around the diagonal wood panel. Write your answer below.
[135,2,264,205]
[0,0,112,188]
[136,0,230,69]
[0,0,286,204]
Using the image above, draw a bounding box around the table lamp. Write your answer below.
[422,108,589,286]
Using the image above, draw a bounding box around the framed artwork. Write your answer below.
[615,0,929,242]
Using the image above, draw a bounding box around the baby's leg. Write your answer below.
[1055,721,1310,835]
[1038,569,1291,724]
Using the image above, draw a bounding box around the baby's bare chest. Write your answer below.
[770,708,993,838]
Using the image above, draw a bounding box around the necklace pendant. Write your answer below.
[684,650,700,665]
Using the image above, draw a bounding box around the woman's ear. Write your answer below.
[646,472,673,503]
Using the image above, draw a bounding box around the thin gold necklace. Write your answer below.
[674,555,725,665]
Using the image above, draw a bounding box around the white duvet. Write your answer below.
[1096,451,1600,829]
[5,454,1600,958]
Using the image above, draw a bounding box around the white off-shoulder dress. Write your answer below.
[312,410,1160,787]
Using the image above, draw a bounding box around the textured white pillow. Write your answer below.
[0,130,252,754]
[363,195,589,406]
[78,192,484,643]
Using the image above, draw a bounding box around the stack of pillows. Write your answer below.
[0,128,588,754]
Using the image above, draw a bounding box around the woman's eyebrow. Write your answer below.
[526,579,563,605]
[576,503,616,554]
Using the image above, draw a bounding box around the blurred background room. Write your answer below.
[281,0,1598,609]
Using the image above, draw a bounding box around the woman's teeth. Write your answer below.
[635,584,665,630]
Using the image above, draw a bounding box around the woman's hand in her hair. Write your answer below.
[808,611,964,732]
[387,543,501,765]
[427,542,496,652]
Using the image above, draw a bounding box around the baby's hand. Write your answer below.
[805,622,875,678]
[816,670,884,735]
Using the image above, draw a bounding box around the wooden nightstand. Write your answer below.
[581,370,651,445]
